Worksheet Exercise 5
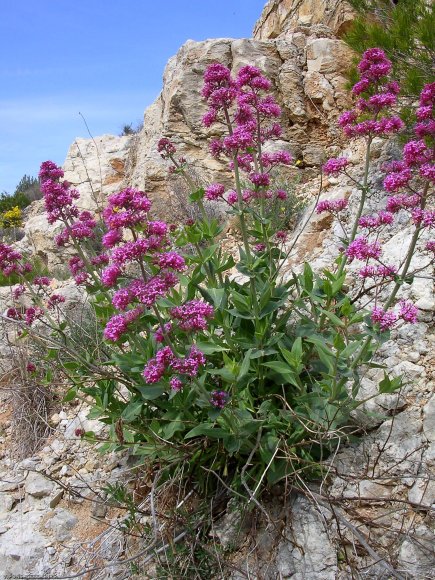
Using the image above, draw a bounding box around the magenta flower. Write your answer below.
[25,307,43,326]
[205,183,225,201]
[47,294,66,309]
[104,308,142,342]
[13,285,25,300]
[359,265,397,279]
[170,377,183,392]
[227,191,238,205]
[154,322,172,343]
[358,211,394,229]
[316,198,348,214]
[157,138,176,158]
[210,390,229,409]
[103,188,151,230]
[371,307,398,331]
[0,243,25,276]
[39,160,64,181]
[386,194,420,213]
[249,172,270,187]
[384,168,412,192]
[323,158,349,176]
[346,236,382,261]
[399,300,418,323]
[170,300,214,332]
[101,264,121,288]
[6,307,22,320]
[33,276,51,287]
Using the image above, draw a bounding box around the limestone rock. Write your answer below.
[25,472,54,498]
[276,496,337,579]
[44,508,78,541]
[253,0,356,39]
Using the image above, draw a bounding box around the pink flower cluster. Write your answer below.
[103,188,152,230]
[55,211,97,247]
[69,256,89,285]
[414,83,435,139]
[210,390,229,409]
[346,236,382,261]
[39,161,99,285]
[47,294,66,309]
[143,345,206,384]
[24,306,44,326]
[375,83,435,238]
[316,198,348,214]
[170,300,214,332]
[205,183,225,201]
[157,138,177,159]
[110,272,178,311]
[99,187,187,342]
[358,211,394,229]
[39,162,80,225]
[411,209,435,228]
[322,158,349,176]
[0,244,32,277]
[103,308,143,342]
[337,49,404,139]
[359,264,397,279]
[200,63,291,203]
[371,300,418,331]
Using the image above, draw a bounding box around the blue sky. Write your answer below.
[1,0,266,193]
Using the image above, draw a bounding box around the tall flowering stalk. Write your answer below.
[318,49,433,334]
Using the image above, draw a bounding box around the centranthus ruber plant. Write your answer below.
[2,50,433,500]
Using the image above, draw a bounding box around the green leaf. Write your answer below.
[332,273,346,295]
[320,309,345,328]
[63,387,77,402]
[189,187,205,202]
[121,399,143,422]
[238,349,252,380]
[195,341,229,355]
[137,385,166,400]
[303,263,313,292]
[250,347,278,359]
[185,424,227,439]
[379,372,403,394]
[207,288,227,310]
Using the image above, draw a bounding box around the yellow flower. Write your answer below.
[1,206,22,228]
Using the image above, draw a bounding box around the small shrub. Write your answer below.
[1,52,433,544]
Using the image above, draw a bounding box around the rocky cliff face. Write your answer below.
[253,0,355,39]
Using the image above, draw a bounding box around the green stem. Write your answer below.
[338,136,373,277]
[352,182,430,371]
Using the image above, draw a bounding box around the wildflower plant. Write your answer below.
[2,50,433,500]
